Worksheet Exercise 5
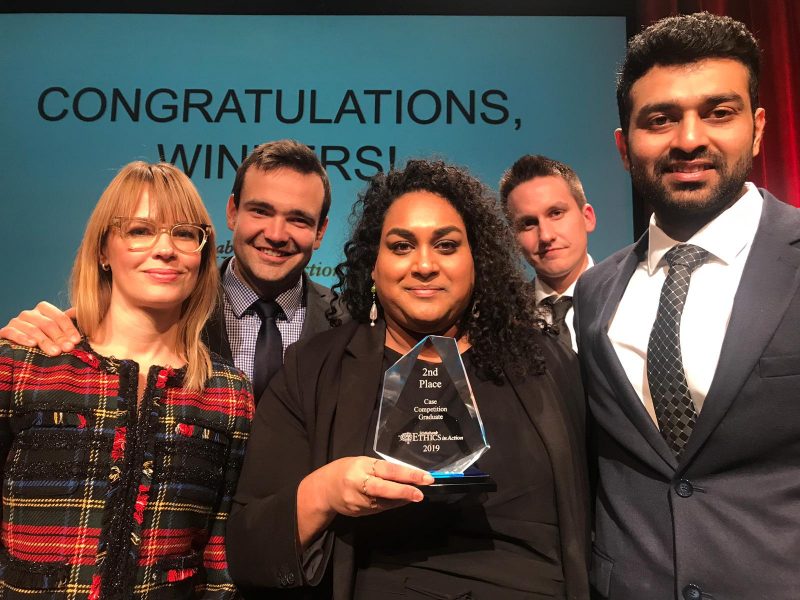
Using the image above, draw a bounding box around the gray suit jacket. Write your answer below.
[574,190,800,599]
[204,258,344,363]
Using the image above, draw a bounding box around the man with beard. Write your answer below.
[0,140,344,403]
[573,12,800,599]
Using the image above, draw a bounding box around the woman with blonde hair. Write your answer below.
[0,161,252,600]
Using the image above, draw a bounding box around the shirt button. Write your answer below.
[675,479,694,498]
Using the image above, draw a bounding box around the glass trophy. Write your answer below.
[374,335,495,495]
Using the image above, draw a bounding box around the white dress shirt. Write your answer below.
[534,255,594,353]
[608,183,763,423]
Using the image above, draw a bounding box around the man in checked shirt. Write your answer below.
[1,139,345,404]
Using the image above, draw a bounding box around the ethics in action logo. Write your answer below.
[398,431,464,444]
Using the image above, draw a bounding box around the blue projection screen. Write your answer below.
[0,14,630,321]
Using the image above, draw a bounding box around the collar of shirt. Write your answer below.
[646,182,763,274]
[223,258,305,320]
[533,254,595,304]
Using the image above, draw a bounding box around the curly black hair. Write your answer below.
[331,159,544,382]
[617,12,761,134]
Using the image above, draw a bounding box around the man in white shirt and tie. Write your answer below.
[500,154,596,352]
[574,12,800,599]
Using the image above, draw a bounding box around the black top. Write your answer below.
[227,320,589,599]
[353,347,564,599]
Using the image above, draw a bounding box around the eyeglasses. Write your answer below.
[110,217,211,254]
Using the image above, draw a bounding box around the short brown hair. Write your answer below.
[499,154,587,210]
[230,139,331,222]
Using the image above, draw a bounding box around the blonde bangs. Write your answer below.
[140,164,213,227]
[71,161,219,392]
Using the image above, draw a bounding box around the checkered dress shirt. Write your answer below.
[0,339,253,600]
[222,260,306,382]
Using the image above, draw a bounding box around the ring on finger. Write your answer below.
[362,475,371,496]
[369,495,378,509]
[371,458,378,476]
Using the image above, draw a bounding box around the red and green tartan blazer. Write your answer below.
[0,339,253,600]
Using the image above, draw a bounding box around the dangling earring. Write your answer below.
[101,262,110,272]
[369,284,378,327]
[471,300,480,320]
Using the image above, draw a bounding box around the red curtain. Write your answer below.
[635,1,800,206]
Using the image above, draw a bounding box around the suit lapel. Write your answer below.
[323,322,383,599]
[594,235,679,470]
[507,371,574,476]
[506,367,588,595]
[203,259,233,361]
[330,322,386,459]
[299,275,331,341]
[682,192,800,462]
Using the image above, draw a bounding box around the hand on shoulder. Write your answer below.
[0,302,80,356]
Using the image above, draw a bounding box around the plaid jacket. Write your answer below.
[0,339,253,600]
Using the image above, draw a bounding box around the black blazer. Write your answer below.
[203,258,341,362]
[226,320,591,599]
[574,190,800,599]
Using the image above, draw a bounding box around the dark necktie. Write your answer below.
[647,243,709,457]
[541,295,573,349]
[251,299,283,404]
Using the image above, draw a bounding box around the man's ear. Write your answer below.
[582,203,597,233]
[226,195,238,231]
[313,217,329,250]
[752,107,766,157]
[614,129,631,171]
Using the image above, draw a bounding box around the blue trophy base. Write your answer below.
[421,467,496,496]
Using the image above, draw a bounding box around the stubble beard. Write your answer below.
[629,149,752,234]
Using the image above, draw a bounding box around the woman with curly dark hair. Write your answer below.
[227,160,590,599]
[334,159,546,383]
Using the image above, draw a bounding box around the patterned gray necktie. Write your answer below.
[647,243,709,457]
[541,295,573,349]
